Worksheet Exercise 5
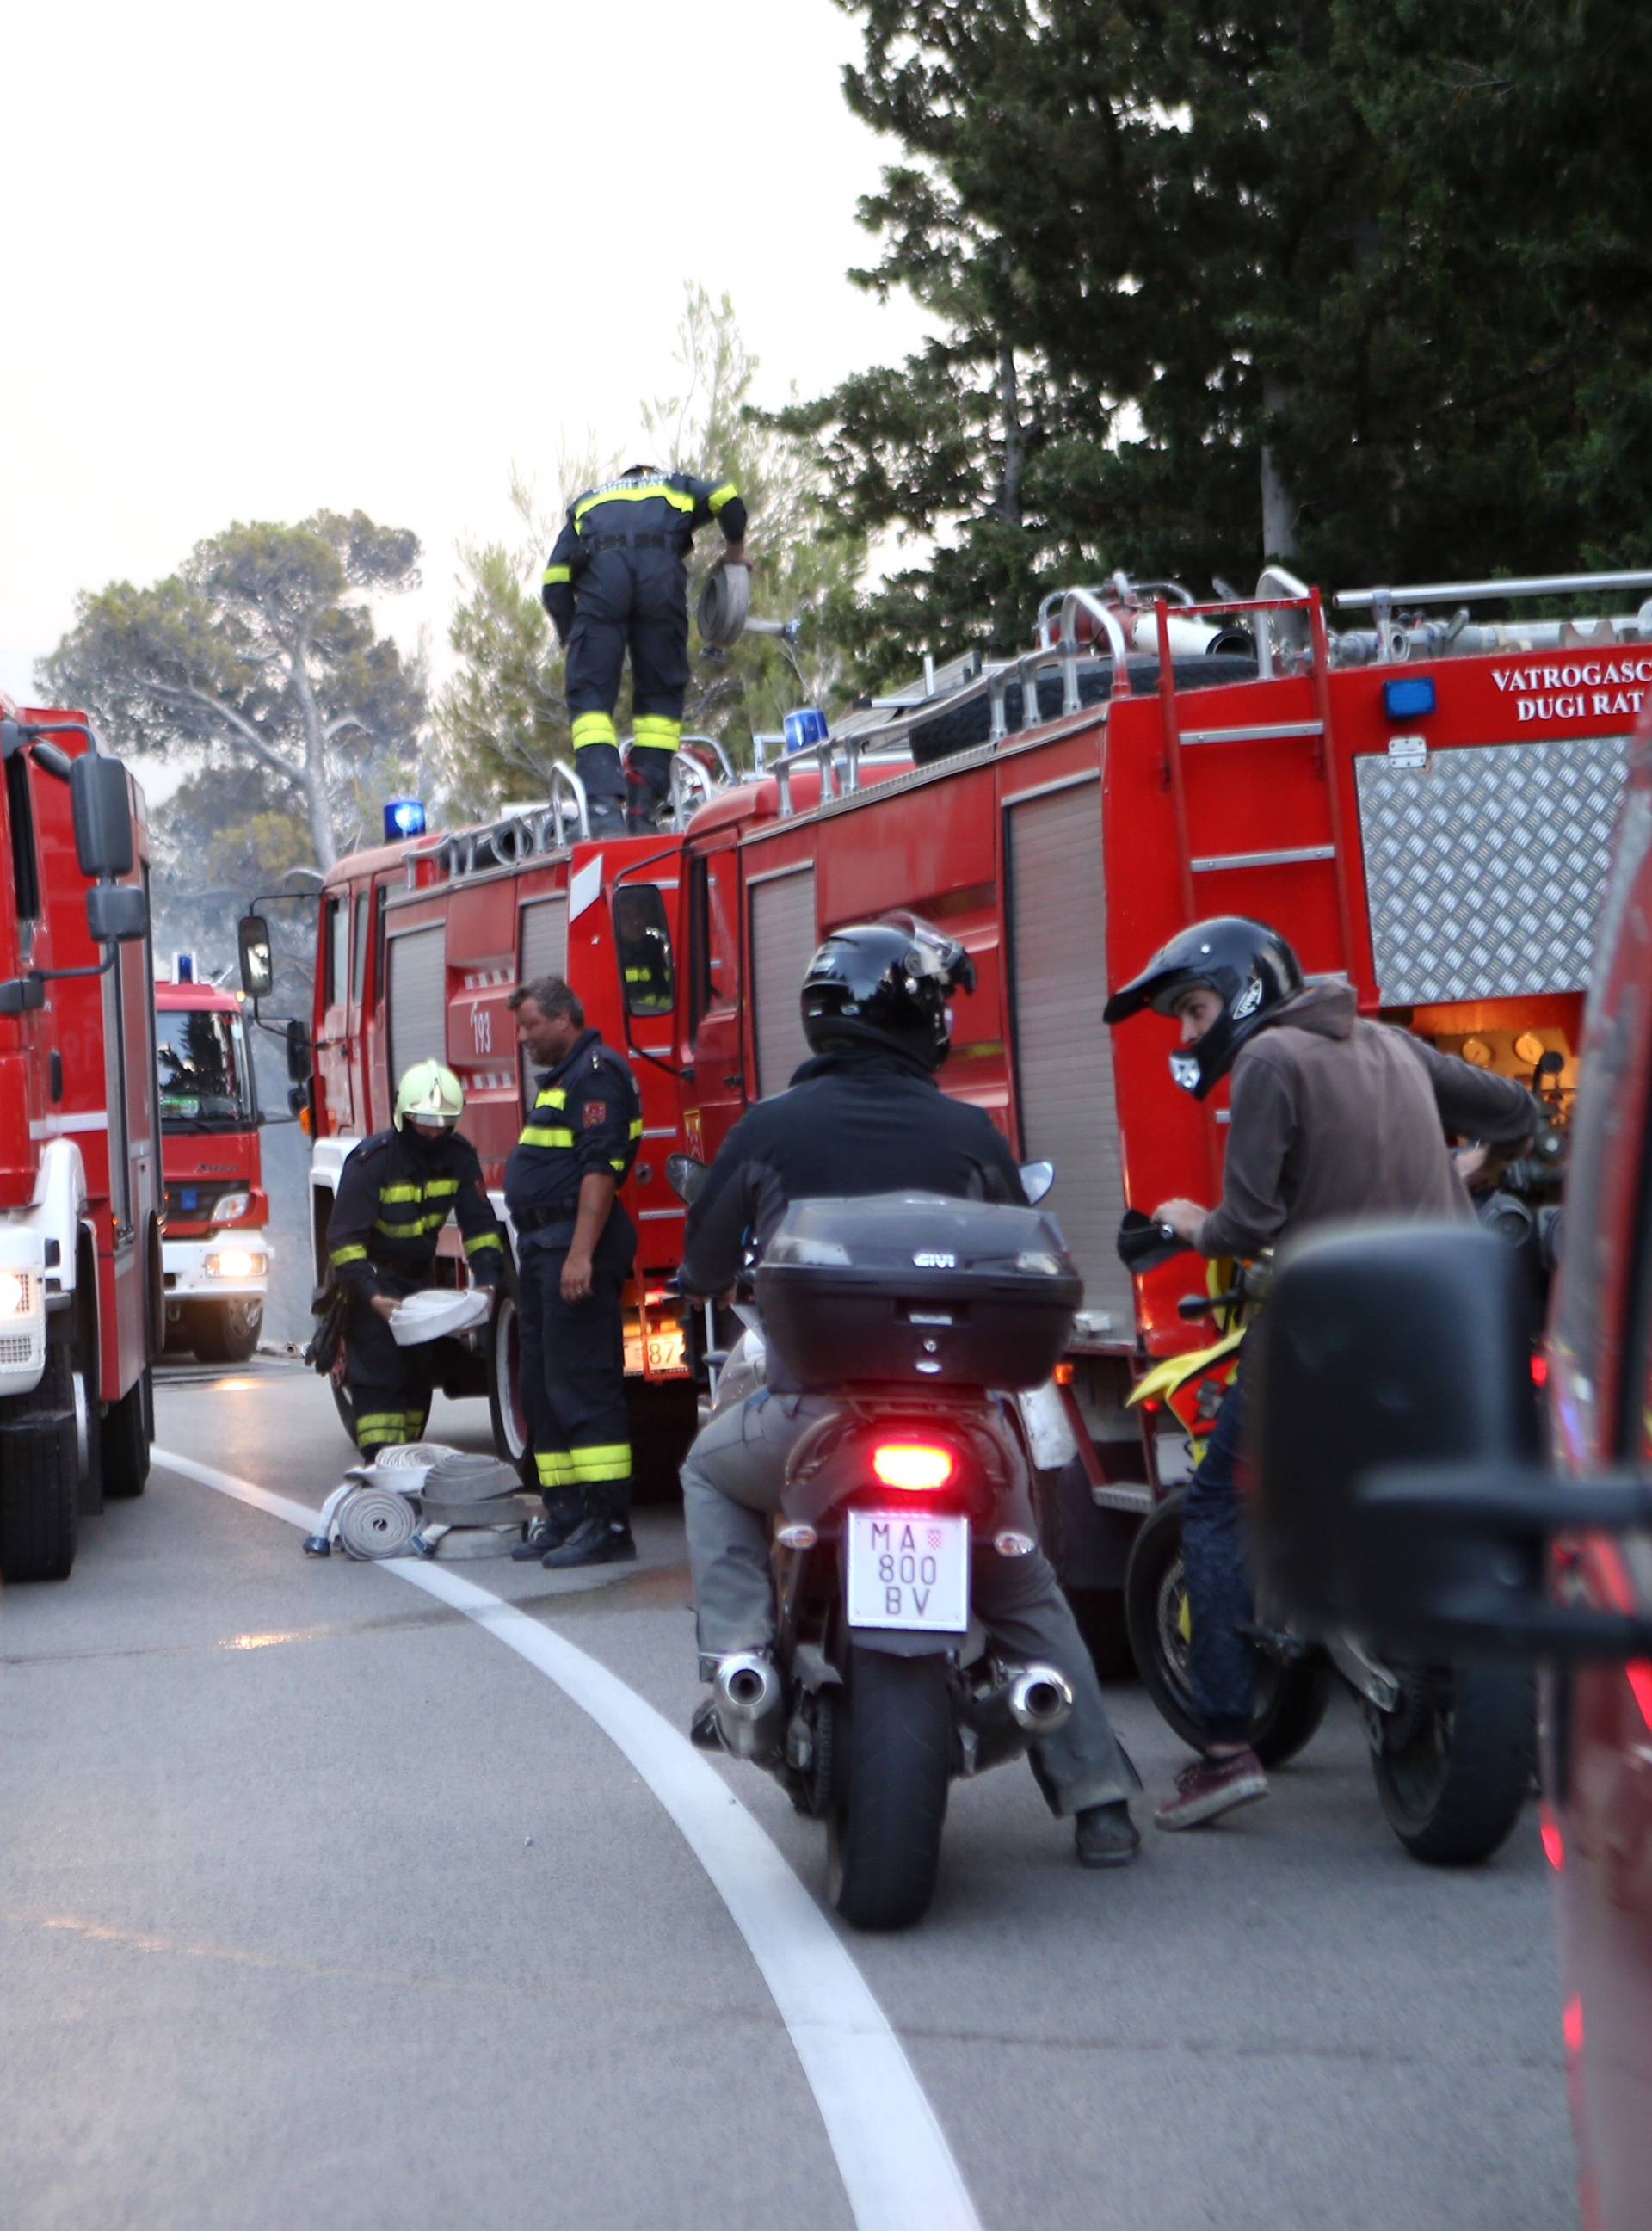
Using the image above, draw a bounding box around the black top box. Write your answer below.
[755,1193,1081,1392]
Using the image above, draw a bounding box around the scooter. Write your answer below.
[670,1156,1088,1930]
[1120,1229,1534,1865]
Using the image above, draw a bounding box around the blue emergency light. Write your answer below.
[783,707,829,755]
[383,798,427,841]
[173,952,195,984]
[1382,675,1437,721]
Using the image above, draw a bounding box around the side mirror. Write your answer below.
[665,1152,708,1205]
[238,914,274,1001]
[70,754,135,880]
[85,884,148,946]
[286,1015,311,1082]
[1254,1223,1652,1660]
[1020,1160,1055,1205]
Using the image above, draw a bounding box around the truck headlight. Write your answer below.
[205,1248,267,1279]
[212,1192,251,1223]
[0,1270,34,1318]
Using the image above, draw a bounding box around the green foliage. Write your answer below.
[435,287,866,810]
[146,762,315,987]
[803,0,1652,681]
[41,510,427,869]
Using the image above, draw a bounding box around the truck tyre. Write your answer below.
[827,1646,952,1931]
[909,654,1260,767]
[190,1299,262,1365]
[625,1377,697,1506]
[102,1369,151,1499]
[0,1338,80,1581]
[1125,1492,1332,1768]
[486,1291,530,1478]
[1371,1662,1534,1866]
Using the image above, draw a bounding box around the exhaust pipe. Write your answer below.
[712,1653,786,1762]
[958,1663,1076,1775]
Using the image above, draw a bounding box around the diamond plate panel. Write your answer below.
[1355,735,1630,1004]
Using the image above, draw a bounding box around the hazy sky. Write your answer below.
[4,0,931,709]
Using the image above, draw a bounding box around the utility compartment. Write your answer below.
[756,1194,1082,1390]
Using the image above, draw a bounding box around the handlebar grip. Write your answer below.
[1178,1291,1244,1319]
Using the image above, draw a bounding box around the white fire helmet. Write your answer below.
[394,1060,465,1132]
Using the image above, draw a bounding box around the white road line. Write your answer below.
[154,1448,983,2231]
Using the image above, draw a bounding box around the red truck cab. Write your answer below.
[155,975,269,1364]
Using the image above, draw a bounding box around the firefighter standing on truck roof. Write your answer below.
[326,1063,506,1455]
[506,975,644,1568]
[540,464,749,837]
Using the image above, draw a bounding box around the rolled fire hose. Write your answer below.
[336,1484,421,1561]
[416,1451,527,1531]
[696,564,751,650]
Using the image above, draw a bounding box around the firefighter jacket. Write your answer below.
[327,1126,505,1302]
[504,1029,644,1226]
[540,469,748,639]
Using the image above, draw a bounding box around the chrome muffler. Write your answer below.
[712,1653,786,1762]
[957,1663,1075,1775]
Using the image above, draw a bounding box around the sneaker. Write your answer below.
[1154,1748,1268,1832]
[540,1516,637,1569]
[511,1510,580,1562]
[1074,1801,1141,1869]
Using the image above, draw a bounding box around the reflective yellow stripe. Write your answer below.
[380,1184,422,1203]
[330,1243,367,1266]
[354,1412,408,1431]
[373,1212,449,1237]
[574,482,694,524]
[543,563,572,584]
[631,714,681,751]
[535,1087,568,1110]
[424,1178,460,1198]
[535,1451,573,1488]
[571,712,616,750]
[609,1158,627,1173]
[465,1231,502,1254]
[707,480,738,514]
[520,1125,575,1149]
[628,1119,644,1139]
[567,1443,632,1481]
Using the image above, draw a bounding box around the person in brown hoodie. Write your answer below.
[1104,915,1535,1830]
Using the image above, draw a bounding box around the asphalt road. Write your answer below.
[0,1359,1577,2231]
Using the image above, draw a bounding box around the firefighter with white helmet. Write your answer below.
[322,1061,506,1457]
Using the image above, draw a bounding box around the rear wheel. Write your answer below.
[827,1647,952,1931]
[0,1337,79,1581]
[1371,1663,1534,1865]
[486,1290,530,1480]
[1125,1492,1332,1767]
[189,1298,262,1365]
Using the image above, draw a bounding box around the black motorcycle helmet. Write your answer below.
[1102,915,1304,1099]
[800,913,978,1070]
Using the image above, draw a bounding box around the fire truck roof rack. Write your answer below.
[428,760,590,884]
[1328,569,1652,664]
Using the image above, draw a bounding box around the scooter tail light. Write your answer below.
[871,1441,956,1492]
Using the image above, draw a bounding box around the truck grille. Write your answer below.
[0,1334,34,1366]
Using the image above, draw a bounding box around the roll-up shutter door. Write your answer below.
[750,868,817,1098]
[520,896,569,987]
[1007,781,1132,1339]
[387,924,448,1087]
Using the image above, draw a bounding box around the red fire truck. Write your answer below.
[0,698,160,1580]
[155,974,269,1364]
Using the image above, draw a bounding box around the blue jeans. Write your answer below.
[1179,1365,1256,1747]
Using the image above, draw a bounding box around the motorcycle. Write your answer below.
[669,1155,1087,1931]
[1120,1226,1535,1865]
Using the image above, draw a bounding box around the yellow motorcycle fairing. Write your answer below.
[1127,1324,1246,1413]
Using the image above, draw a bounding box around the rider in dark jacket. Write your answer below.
[680,915,1142,1870]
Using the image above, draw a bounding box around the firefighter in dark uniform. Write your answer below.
[326,1062,506,1454]
[505,974,644,1568]
[540,464,749,836]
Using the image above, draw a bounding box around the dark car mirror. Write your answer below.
[238,914,275,1001]
[1253,1223,1652,1660]
[1020,1160,1054,1205]
[70,753,135,880]
[286,1014,311,1082]
[665,1152,708,1205]
[85,883,149,946]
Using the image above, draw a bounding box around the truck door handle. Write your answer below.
[723,1074,743,1089]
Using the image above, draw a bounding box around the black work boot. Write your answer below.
[1074,1801,1142,1870]
[540,1513,636,1569]
[511,1501,583,1562]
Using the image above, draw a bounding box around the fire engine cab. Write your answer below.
[155,968,269,1365]
[0,699,159,1580]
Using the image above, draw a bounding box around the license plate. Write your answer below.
[845,1510,970,1632]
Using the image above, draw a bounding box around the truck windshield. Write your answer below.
[157,1009,254,1129]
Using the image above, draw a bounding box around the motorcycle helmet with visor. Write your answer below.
[800,912,978,1071]
[1102,916,1304,1099]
